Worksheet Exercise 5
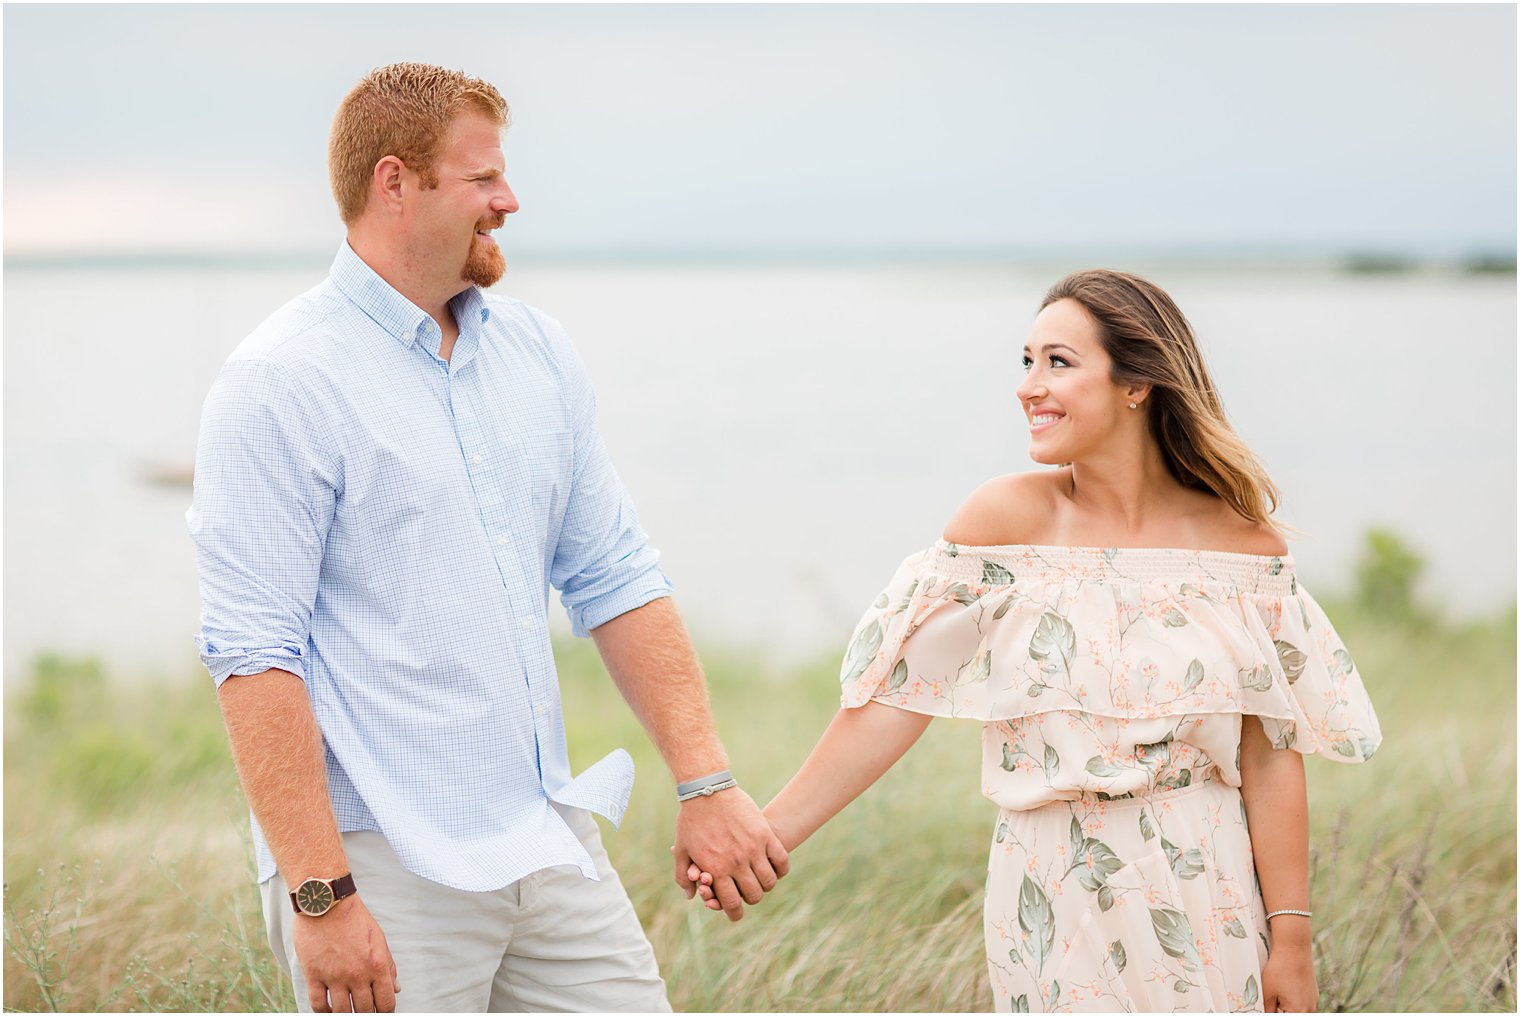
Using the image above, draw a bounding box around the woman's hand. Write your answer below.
[687,861,721,910]
[1261,942,1319,1012]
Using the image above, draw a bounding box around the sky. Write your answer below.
[4,3,1516,260]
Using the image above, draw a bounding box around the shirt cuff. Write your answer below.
[567,576,674,638]
[196,635,308,687]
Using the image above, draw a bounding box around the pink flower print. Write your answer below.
[1142,662,1159,680]
[1263,599,1283,638]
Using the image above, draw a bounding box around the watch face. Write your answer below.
[295,879,336,916]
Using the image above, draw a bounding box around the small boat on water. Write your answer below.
[141,464,195,488]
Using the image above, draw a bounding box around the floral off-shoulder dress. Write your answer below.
[840,542,1380,1014]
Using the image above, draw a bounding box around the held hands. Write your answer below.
[685,808,789,915]
[291,895,400,1013]
[670,787,788,921]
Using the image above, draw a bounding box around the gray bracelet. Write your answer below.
[676,769,738,802]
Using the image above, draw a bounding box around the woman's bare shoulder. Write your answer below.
[942,470,1064,547]
[1197,497,1290,556]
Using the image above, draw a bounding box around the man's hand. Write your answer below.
[291,896,400,1013]
[671,788,788,922]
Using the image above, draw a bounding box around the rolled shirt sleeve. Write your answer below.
[187,358,339,685]
[537,313,673,636]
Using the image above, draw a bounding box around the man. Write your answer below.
[188,62,785,1014]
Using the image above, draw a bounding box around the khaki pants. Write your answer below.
[261,806,671,1013]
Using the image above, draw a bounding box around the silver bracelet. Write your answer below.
[1265,908,1312,920]
[676,769,738,802]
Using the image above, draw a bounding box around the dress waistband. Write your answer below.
[1067,769,1229,810]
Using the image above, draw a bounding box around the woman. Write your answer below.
[694,270,1380,1013]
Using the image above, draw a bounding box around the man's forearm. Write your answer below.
[218,668,349,884]
[589,596,728,781]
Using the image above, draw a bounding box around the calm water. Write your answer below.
[4,260,1514,682]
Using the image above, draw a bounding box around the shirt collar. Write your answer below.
[329,242,490,350]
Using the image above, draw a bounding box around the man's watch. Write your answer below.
[289,873,357,916]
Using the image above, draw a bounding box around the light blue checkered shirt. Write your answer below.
[188,242,671,891]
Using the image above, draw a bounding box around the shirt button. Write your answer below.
[520,617,534,630]
[536,703,548,718]
[472,454,482,465]
[496,536,507,546]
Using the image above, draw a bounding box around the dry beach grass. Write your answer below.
[5,542,1514,1012]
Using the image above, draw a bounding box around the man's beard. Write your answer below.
[462,233,507,288]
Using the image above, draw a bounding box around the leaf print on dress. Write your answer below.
[1149,907,1202,971]
[1135,734,1172,770]
[841,618,883,686]
[1181,659,1205,695]
[1072,838,1125,893]
[1273,639,1308,684]
[1221,913,1248,939]
[1084,755,1125,779]
[984,560,1015,586]
[886,658,909,692]
[1108,940,1126,974]
[1018,875,1056,972]
[897,578,920,611]
[1160,836,1205,881]
[1243,974,1260,1008]
[1042,744,1060,784]
[947,581,979,606]
[1028,612,1076,668]
[958,650,993,686]
[1240,664,1274,692]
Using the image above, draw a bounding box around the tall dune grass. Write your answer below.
[5,594,1514,1012]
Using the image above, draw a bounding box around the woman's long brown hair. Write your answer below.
[1042,269,1281,527]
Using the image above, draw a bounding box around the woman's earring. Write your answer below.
[1128,402,1138,410]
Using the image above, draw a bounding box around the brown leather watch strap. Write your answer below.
[289,872,358,915]
[330,872,356,903]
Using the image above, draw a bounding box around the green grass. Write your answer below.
[5,601,1515,1012]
